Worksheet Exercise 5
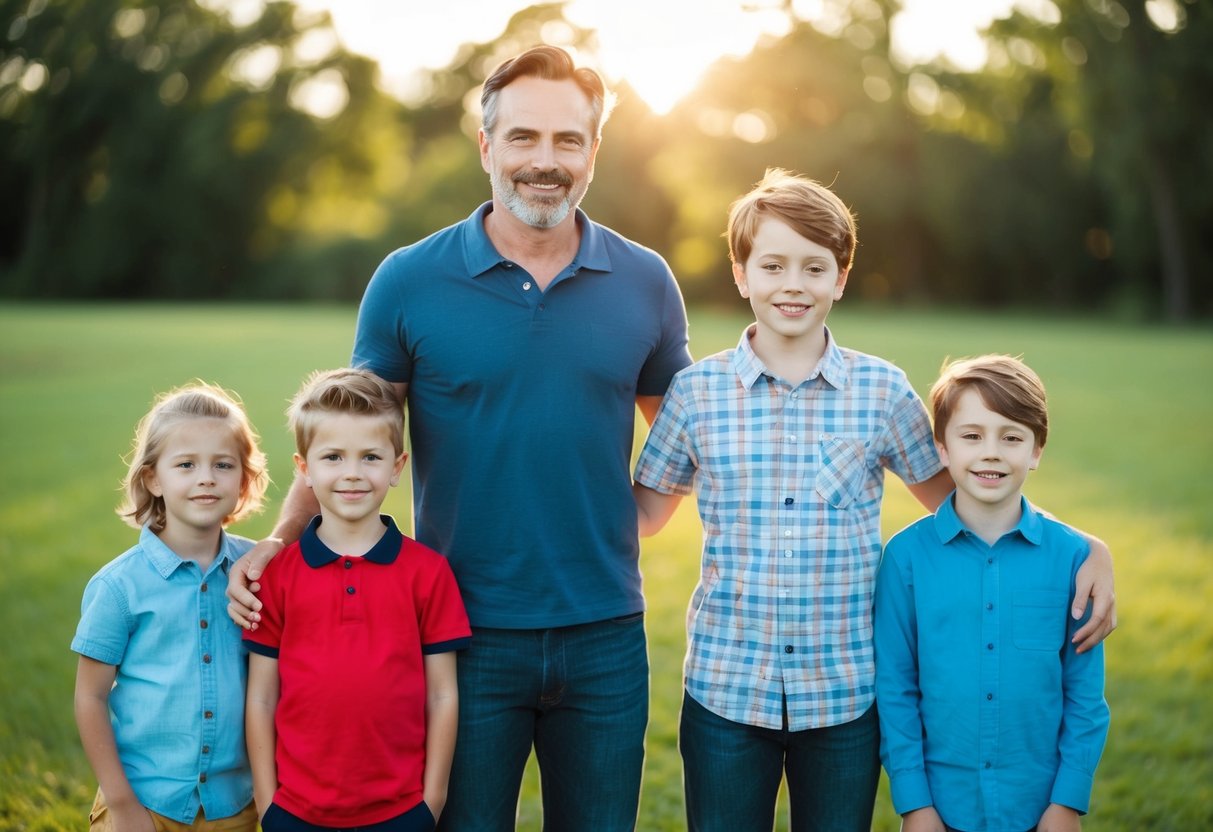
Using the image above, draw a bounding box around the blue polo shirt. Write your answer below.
[875,495,1109,831]
[353,202,691,628]
[72,526,254,822]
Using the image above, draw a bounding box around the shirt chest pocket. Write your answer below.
[813,435,869,509]
[1012,590,1068,651]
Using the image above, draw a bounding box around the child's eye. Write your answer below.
[762,263,782,273]
[216,461,236,470]
[1004,435,1024,443]
[960,432,980,441]
[176,461,195,469]
[322,453,341,462]
[364,454,382,462]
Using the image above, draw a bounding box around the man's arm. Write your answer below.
[422,651,459,822]
[75,656,156,832]
[245,653,281,819]
[226,475,316,629]
[636,394,663,427]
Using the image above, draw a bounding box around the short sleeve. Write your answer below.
[634,375,697,496]
[635,266,692,397]
[880,377,942,485]
[351,250,412,384]
[418,557,471,654]
[71,576,130,666]
[242,553,286,657]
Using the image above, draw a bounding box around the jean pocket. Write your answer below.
[1012,590,1068,650]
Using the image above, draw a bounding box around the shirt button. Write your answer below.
[986,693,994,700]
[200,620,208,629]
[784,550,793,558]
[984,761,992,769]
[784,645,794,654]
[783,529,792,537]
[786,435,797,443]
[202,745,210,754]
[987,643,994,650]
[522,281,532,290]
[202,654,212,664]
[987,557,994,565]
[344,559,353,569]
[539,303,546,311]
[346,586,356,595]
[784,497,794,506]
[986,603,994,610]
[204,711,213,719]
[199,773,207,783]
[200,583,208,592]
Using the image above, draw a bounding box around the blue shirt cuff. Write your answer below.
[889,770,934,815]
[1050,765,1095,815]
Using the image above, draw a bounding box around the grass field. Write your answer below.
[1,302,1210,831]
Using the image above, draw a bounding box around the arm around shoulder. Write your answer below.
[633,482,683,537]
[227,473,319,629]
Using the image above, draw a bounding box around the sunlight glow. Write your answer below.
[277,0,1024,113]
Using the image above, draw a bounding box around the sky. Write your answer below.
[221,0,1037,114]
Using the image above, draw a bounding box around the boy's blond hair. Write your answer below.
[288,368,404,457]
[726,168,857,273]
[930,355,1049,448]
[119,382,269,531]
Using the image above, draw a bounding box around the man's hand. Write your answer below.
[1072,537,1116,653]
[227,537,283,629]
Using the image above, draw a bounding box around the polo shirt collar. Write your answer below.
[138,524,240,579]
[461,202,610,278]
[933,492,1044,545]
[299,514,404,567]
[731,324,850,391]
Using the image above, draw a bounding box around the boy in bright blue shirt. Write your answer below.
[875,355,1109,832]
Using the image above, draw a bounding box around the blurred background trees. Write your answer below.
[2,0,1209,319]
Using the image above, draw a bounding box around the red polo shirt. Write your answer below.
[244,515,470,826]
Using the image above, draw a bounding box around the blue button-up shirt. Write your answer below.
[72,526,254,822]
[634,326,941,730]
[875,495,1109,831]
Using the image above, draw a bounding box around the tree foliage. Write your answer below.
[2,0,1209,319]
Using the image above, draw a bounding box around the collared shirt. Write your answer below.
[244,515,471,827]
[352,202,691,628]
[634,326,941,730]
[875,495,1109,831]
[72,526,254,822]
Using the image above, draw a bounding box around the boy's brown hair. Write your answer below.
[930,355,1049,447]
[726,168,857,273]
[288,368,404,457]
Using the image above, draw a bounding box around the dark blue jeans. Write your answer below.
[680,691,880,832]
[437,614,649,832]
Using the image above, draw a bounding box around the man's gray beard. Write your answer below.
[493,171,574,229]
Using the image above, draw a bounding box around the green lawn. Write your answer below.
[1,303,1210,831]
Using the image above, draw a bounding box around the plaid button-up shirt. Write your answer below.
[635,326,942,730]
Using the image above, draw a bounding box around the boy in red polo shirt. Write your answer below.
[245,369,470,831]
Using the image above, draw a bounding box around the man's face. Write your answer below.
[479,76,599,229]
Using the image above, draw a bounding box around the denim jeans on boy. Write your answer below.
[436,614,648,832]
[680,691,880,832]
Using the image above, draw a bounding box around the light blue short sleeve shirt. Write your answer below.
[71,526,255,822]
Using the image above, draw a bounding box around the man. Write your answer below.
[228,46,692,830]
